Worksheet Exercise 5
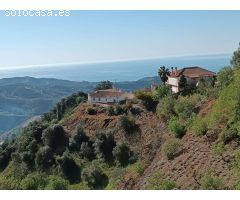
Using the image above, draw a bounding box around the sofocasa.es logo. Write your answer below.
[3,10,71,17]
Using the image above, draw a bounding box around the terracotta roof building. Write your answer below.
[167,66,216,93]
[169,66,216,78]
[88,89,133,104]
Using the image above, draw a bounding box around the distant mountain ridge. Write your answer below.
[0,76,160,133]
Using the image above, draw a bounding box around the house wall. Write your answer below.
[167,77,179,86]
[186,77,197,86]
[171,85,179,93]
[89,95,125,104]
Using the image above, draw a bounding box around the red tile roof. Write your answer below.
[89,89,124,98]
[169,67,216,78]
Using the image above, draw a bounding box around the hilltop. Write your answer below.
[0,76,160,134]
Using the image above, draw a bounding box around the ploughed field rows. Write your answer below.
[134,133,234,189]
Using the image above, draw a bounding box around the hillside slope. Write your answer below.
[60,101,236,189]
[1,68,240,190]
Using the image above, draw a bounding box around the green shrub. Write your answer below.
[95,80,113,90]
[200,171,223,190]
[197,78,216,95]
[207,69,240,128]
[234,181,240,190]
[106,106,115,116]
[35,146,54,171]
[135,162,147,176]
[56,151,81,184]
[0,175,21,190]
[69,125,89,151]
[20,176,40,190]
[134,90,158,111]
[114,105,125,115]
[79,142,95,160]
[168,117,186,138]
[190,117,208,136]
[86,107,97,115]
[45,175,68,190]
[20,174,47,190]
[174,95,201,120]
[0,145,13,172]
[219,127,239,144]
[27,121,46,143]
[82,164,108,189]
[119,116,138,135]
[157,96,175,121]
[42,124,69,154]
[233,150,240,175]
[21,151,35,169]
[93,132,116,162]
[212,142,225,156]
[113,143,131,166]
[162,139,182,160]
[147,172,177,190]
[217,66,234,89]
[154,85,171,101]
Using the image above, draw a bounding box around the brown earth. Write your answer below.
[62,102,237,190]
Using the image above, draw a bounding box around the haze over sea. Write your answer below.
[0,54,231,82]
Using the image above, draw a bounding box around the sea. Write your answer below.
[0,54,231,82]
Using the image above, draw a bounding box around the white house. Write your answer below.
[88,89,133,104]
[167,66,216,93]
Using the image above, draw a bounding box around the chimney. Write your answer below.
[175,67,178,74]
[171,67,174,73]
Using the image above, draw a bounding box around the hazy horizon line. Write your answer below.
[0,52,231,71]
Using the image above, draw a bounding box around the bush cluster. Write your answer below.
[134,90,158,111]
[118,116,138,135]
[82,164,108,189]
[86,107,97,115]
[147,172,177,190]
[190,117,208,136]
[161,139,182,160]
[200,171,223,190]
[157,96,175,121]
[168,117,186,138]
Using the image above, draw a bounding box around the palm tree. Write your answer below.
[179,75,187,89]
[158,66,170,85]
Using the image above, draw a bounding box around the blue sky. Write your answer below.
[0,10,239,68]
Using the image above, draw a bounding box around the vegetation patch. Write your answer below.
[200,171,223,190]
[168,117,186,138]
[190,117,208,136]
[147,171,177,190]
[161,139,182,160]
[118,116,139,135]
[134,90,158,111]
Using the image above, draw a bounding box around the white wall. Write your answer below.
[89,95,125,104]
[171,85,179,93]
[167,77,179,86]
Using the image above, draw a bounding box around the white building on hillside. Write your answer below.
[167,66,216,93]
[88,89,133,104]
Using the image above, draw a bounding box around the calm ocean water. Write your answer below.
[0,54,231,82]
